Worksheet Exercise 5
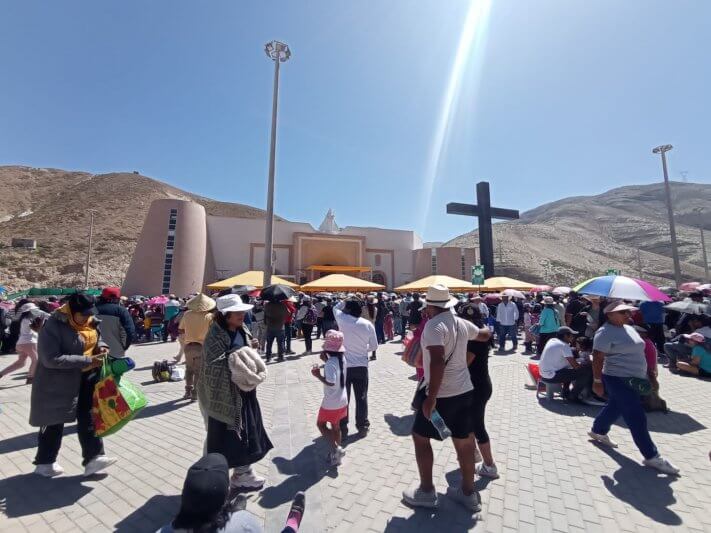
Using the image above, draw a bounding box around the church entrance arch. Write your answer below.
[372,270,387,288]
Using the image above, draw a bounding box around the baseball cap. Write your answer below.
[557,326,578,336]
[101,287,121,299]
[67,292,98,316]
[682,332,706,343]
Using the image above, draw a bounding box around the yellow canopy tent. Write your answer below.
[394,275,478,292]
[206,270,298,290]
[475,276,537,292]
[299,274,385,293]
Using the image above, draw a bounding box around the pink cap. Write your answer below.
[683,332,706,343]
[322,330,345,353]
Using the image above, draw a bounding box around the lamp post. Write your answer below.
[694,208,709,281]
[84,210,95,289]
[653,144,682,287]
[262,40,291,288]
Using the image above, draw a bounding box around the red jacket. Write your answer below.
[284,301,296,324]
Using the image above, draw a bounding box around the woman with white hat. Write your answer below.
[588,301,679,475]
[0,302,47,384]
[198,294,273,490]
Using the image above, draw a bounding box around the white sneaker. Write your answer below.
[446,486,481,512]
[588,431,618,448]
[476,462,500,479]
[83,455,117,477]
[34,463,64,477]
[402,486,438,508]
[230,469,266,490]
[643,455,680,476]
[336,446,346,459]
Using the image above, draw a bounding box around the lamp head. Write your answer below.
[265,40,291,62]
[652,144,673,154]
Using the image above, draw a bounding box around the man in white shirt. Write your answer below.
[539,326,593,402]
[496,295,519,352]
[403,284,491,513]
[334,299,378,438]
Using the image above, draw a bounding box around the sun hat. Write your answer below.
[425,284,458,309]
[603,300,638,314]
[101,287,121,300]
[187,293,217,312]
[682,332,706,343]
[543,296,555,304]
[216,294,253,314]
[173,453,229,525]
[18,302,38,314]
[322,330,346,353]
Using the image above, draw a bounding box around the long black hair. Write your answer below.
[326,351,345,388]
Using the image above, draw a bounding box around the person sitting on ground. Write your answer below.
[403,284,491,513]
[158,453,306,533]
[539,326,597,404]
[311,330,348,466]
[677,332,711,378]
[664,314,711,371]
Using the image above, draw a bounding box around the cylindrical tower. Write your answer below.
[122,199,207,297]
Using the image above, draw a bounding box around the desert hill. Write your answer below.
[445,182,711,286]
[0,166,275,290]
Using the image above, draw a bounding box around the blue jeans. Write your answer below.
[592,375,658,460]
[375,320,385,344]
[266,328,285,359]
[498,324,517,350]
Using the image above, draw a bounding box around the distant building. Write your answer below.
[11,238,37,250]
[122,199,476,296]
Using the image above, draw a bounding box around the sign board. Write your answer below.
[471,265,485,285]
[606,269,621,276]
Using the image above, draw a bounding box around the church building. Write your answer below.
[122,199,477,296]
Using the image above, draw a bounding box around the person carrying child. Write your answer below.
[311,330,348,466]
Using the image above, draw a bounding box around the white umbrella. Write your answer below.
[552,286,572,295]
[502,289,525,299]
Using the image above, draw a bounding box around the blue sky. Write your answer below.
[1,0,709,242]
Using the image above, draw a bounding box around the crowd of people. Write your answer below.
[2,280,709,526]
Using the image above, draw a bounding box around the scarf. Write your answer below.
[60,304,98,355]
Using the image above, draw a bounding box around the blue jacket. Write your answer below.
[96,302,136,357]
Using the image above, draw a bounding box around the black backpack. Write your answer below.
[152,360,174,382]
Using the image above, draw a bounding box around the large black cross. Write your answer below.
[446,181,519,278]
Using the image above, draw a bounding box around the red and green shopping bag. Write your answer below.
[91,358,148,437]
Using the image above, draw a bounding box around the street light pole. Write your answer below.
[653,144,682,287]
[84,210,95,289]
[262,40,291,288]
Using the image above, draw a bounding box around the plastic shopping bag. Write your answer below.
[92,358,148,437]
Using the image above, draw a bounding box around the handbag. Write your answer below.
[411,318,460,411]
[92,357,148,437]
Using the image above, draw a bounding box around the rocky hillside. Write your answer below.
[445,182,711,286]
[0,166,275,290]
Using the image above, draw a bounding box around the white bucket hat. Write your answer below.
[18,303,38,314]
[425,284,458,309]
[216,294,254,314]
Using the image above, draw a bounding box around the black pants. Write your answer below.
[471,376,493,444]
[35,370,104,466]
[646,323,665,355]
[537,332,556,355]
[321,320,337,334]
[340,366,369,433]
[301,324,314,352]
[543,365,592,400]
[315,317,323,339]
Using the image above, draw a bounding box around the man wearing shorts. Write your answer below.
[403,284,491,512]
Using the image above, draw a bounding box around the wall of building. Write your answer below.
[413,247,477,281]
[123,199,207,297]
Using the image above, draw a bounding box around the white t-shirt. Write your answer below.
[321,356,348,410]
[421,311,479,398]
[333,302,379,368]
[18,317,38,345]
[539,338,574,379]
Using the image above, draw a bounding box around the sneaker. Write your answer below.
[83,455,117,477]
[230,469,266,490]
[473,446,482,465]
[336,446,346,460]
[476,462,500,479]
[285,491,306,531]
[581,396,606,407]
[643,455,680,476]
[328,451,341,466]
[34,463,64,477]
[588,431,618,448]
[402,486,438,508]
[446,486,481,512]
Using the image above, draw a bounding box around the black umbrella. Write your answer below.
[217,285,257,297]
[260,284,296,302]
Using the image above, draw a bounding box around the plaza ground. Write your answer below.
[1,336,710,532]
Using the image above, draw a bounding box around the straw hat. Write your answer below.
[187,293,216,312]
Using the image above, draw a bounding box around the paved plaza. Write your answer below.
[1,336,710,532]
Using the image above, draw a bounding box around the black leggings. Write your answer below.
[470,377,493,444]
[301,324,314,352]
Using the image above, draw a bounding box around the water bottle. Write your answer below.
[430,410,452,439]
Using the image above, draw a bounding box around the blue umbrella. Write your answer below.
[0,286,6,293]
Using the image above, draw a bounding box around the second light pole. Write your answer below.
[262,40,291,288]
[653,144,682,287]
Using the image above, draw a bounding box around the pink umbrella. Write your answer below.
[679,282,701,292]
[530,285,553,293]
[484,293,501,305]
[147,295,169,305]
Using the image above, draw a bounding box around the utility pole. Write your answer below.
[84,210,95,289]
[701,227,709,282]
[636,248,643,279]
[262,40,291,288]
[653,144,682,286]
